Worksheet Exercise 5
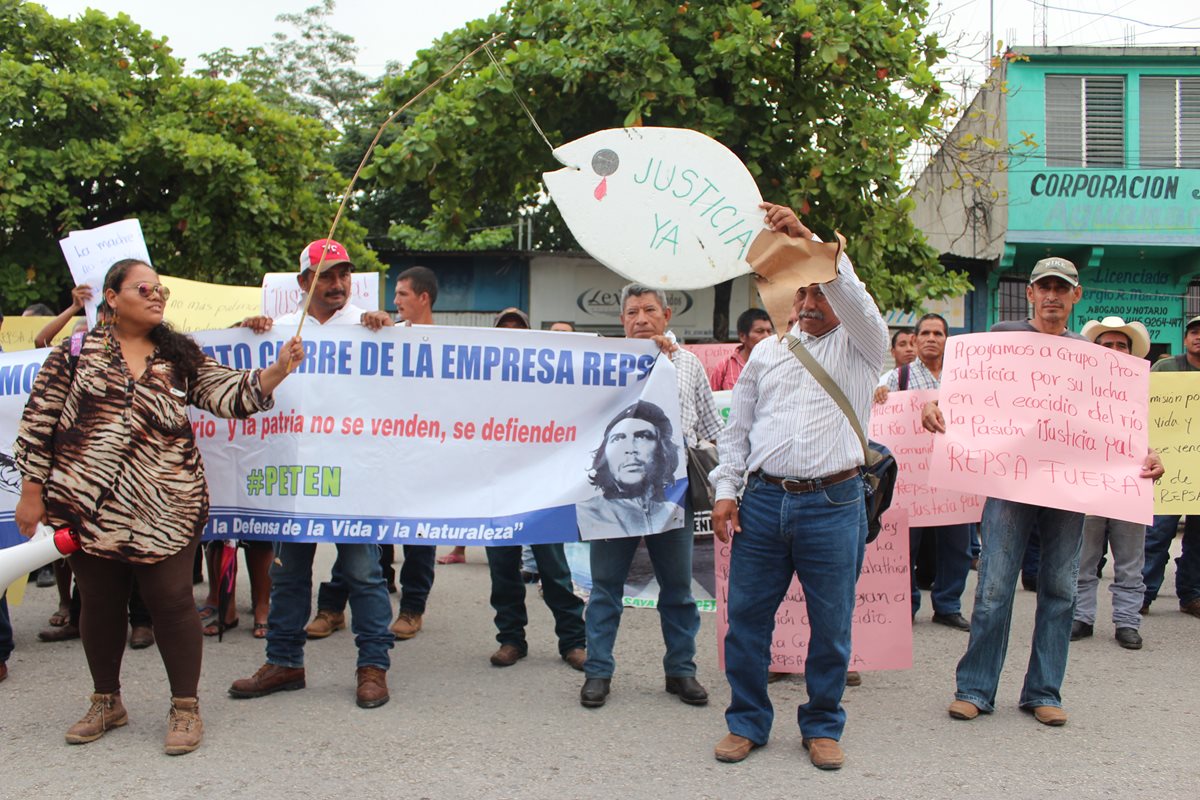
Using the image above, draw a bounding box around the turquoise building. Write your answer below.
[912,46,1200,358]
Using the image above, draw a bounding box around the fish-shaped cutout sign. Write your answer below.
[544,127,840,333]
[544,127,765,290]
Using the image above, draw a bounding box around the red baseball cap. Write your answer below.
[298,239,354,274]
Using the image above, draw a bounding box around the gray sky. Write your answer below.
[33,0,1200,82]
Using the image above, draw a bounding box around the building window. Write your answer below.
[1140,76,1200,168]
[1186,281,1200,321]
[998,276,1029,322]
[1045,75,1125,168]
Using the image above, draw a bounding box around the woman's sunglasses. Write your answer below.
[119,282,171,301]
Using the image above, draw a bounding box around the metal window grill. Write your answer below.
[998,276,1030,322]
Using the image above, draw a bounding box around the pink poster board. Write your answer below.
[715,505,913,673]
[928,331,1152,524]
[683,343,738,382]
[870,388,984,526]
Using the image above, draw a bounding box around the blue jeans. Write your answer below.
[955,499,1083,713]
[0,593,12,663]
[584,506,699,679]
[1144,515,1200,607]
[267,542,393,670]
[910,523,973,616]
[724,475,867,744]
[318,544,436,615]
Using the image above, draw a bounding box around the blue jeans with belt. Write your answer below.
[724,474,867,745]
[955,499,1084,713]
[266,542,393,670]
[584,503,698,679]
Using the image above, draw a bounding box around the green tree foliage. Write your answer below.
[0,1,372,311]
[360,0,970,312]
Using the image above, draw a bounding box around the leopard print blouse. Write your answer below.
[14,328,273,563]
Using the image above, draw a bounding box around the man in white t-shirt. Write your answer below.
[229,238,395,709]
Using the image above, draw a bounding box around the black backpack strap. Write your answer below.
[898,363,910,391]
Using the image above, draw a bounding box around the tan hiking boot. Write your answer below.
[164,697,204,755]
[305,610,346,639]
[390,609,423,640]
[65,692,129,744]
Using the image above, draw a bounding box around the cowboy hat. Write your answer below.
[1081,316,1150,359]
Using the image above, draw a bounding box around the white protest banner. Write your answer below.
[192,326,685,545]
[0,329,686,548]
[927,332,1152,524]
[1,348,46,550]
[869,388,983,525]
[715,505,913,673]
[58,220,152,327]
[261,272,381,317]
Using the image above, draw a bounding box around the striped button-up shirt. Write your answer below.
[711,255,888,501]
[665,333,723,447]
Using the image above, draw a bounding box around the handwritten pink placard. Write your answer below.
[715,505,913,673]
[870,388,983,526]
[928,331,1151,524]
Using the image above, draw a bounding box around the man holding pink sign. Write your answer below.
[923,257,1163,728]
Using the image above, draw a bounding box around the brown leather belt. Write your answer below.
[754,468,859,494]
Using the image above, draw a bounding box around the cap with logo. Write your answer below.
[1186,315,1200,331]
[1029,257,1079,287]
[299,239,353,275]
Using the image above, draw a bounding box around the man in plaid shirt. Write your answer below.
[578,284,723,710]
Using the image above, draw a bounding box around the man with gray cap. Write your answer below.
[1072,317,1152,649]
[924,257,1164,727]
[1142,314,1200,620]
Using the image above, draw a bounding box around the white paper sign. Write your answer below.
[544,127,766,290]
[261,272,381,317]
[58,220,152,327]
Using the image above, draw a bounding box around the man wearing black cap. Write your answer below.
[1142,314,1200,620]
[924,257,1164,727]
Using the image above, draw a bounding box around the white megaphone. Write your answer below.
[1,524,81,592]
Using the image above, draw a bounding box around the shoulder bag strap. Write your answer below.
[784,334,874,465]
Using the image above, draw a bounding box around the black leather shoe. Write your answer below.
[580,678,610,708]
[665,676,709,706]
[1115,627,1142,650]
[931,612,970,631]
[1070,620,1093,641]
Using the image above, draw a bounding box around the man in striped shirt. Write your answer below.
[711,203,888,770]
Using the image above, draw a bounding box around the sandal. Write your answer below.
[203,617,238,637]
[253,622,268,639]
[48,606,71,627]
[436,552,466,565]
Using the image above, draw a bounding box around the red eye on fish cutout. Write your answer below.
[592,148,619,200]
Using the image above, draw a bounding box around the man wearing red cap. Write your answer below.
[229,239,395,709]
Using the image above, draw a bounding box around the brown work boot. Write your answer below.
[164,697,203,755]
[228,664,306,698]
[356,666,389,709]
[390,609,423,640]
[0,661,7,683]
[305,610,346,639]
[714,732,759,763]
[1181,598,1200,619]
[490,643,527,667]
[948,699,981,720]
[1030,705,1068,726]
[845,671,862,687]
[803,737,845,770]
[561,647,586,671]
[65,692,129,744]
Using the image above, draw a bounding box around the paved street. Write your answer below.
[2,542,1197,799]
